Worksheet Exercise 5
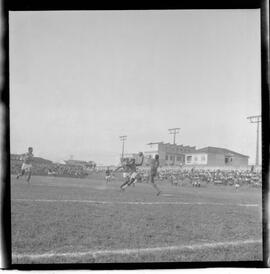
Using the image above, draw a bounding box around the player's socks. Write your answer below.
[17,169,25,179]
[120,186,126,192]
[26,172,32,183]
[120,180,129,190]
[122,184,128,189]
[127,178,135,186]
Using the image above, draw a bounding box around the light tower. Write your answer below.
[168,128,180,166]
[247,115,261,166]
[119,135,127,160]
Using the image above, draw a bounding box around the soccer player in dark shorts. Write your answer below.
[16,147,34,183]
[149,154,161,196]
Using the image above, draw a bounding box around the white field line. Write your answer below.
[12,239,262,260]
[12,198,259,207]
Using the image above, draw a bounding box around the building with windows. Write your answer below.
[144,142,196,166]
[143,144,249,167]
[185,147,249,167]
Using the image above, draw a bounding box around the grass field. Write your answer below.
[11,174,262,264]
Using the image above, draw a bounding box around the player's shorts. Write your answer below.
[21,163,32,172]
[130,172,138,180]
[149,169,157,177]
[105,175,111,180]
[123,172,129,179]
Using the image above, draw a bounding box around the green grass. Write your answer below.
[11,175,262,263]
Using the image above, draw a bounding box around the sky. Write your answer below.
[9,10,261,165]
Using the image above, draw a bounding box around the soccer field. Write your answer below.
[11,175,262,264]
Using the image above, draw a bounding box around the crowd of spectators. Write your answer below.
[47,164,88,178]
[95,163,262,188]
[11,157,262,187]
[136,166,262,187]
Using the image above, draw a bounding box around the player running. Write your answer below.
[114,152,144,191]
[113,158,130,188]
[16,147,34,183]
[148,154,161,196]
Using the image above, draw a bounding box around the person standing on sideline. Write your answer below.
[16,147,34,183]
[105,167,112,184]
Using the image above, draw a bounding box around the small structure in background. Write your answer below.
[185,147,249,167]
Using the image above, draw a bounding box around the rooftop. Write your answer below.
[196,147,249,158]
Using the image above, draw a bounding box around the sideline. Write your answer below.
[12,239,262,260]
[12,198,259,207]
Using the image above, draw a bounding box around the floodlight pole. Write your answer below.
[119,135,127,160]
[247,115,261,166]
[168,128,180,165]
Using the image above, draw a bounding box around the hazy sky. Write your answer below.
[9,10,261,165]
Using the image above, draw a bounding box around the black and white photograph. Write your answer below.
[5,7,267,267]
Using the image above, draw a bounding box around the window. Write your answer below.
[194,156,198,162]
[165,155,168,160]
[170,156,174,161]
[177,156,181,161]
[187,156,192,163]
[201,155,206,162]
